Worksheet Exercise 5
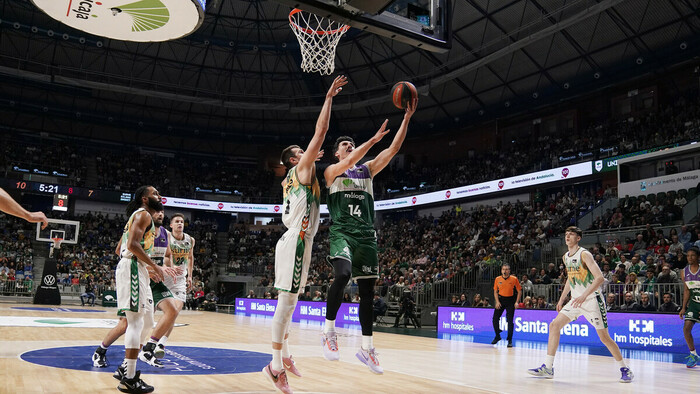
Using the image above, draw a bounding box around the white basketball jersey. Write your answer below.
[564,247,599,299]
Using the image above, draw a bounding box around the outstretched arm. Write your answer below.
[366,98,417,177]
[0,187,48,229]
[297,75,348,184]
[324,120,391,185]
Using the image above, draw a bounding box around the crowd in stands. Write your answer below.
[588,190,689,230]
[0,212,35,294]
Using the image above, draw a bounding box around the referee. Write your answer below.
[492,263,521,347]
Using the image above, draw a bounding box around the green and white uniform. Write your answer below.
[274,166,320,293]
[166,231,193,302]
[116,208,155,315]
[560,247,608,329]
[327,164,378,279]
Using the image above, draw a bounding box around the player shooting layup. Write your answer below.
[321,98,417,374]
[262,75,348,394]
[528,226,633,383]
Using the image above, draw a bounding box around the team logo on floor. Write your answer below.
[21,346,270,375]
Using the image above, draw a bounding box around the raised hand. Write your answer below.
[327,75,348,98]
[370,119,391,144]
[316,149,324,161]
[405,97,418,118]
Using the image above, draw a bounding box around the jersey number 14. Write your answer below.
[348,204,362,217]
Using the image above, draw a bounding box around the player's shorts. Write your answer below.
[274,227,312,294]
[116,258,154,316]
[151,280,174,307]
[328,228,378,279]
[560,292,608,330]
[683,302,700,323]
[164,277,188,303]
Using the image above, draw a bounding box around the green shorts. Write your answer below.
[328,229,378,279]
[684,302,700,323]
[150,280,173,308]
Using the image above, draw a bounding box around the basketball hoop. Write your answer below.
[49,237,63,258]
[289,8,350,75]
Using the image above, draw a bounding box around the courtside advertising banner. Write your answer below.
[164,161,592,214]
[437,307,691,353]
[235,298,360,325]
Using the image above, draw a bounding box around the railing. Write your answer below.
[0,279,34,297]
[519,282,685,311]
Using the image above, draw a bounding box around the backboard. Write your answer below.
[36,219,80,245]
[275,0,451,53]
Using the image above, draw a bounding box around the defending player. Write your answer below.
[262,75,348,394]
[528,226,633,383]
[680,246,700,368]
[92,208,182,373]
[321,97,417,374]
[115,186,178,393]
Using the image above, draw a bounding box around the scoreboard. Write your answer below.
[52,194,68,212]
[5,179,131,203]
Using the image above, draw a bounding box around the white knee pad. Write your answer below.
[272,292,298,343]
[140,311,155,345]
[124,311,145,349]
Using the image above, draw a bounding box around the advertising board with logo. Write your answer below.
[31,0,205,42]
[618,169,700,198]
[163,162,593,214]
[437,307,689,353]
[235,299,360,325]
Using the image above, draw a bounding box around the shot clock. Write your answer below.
[53,194,68,212]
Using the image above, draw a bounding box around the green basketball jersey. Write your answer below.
[327,164,375,234]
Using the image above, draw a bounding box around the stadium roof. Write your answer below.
[1,0,699,143]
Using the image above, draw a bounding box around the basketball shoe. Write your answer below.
[619,367,634,383]
[686,353,700,368]
[262,362,292,394]
[92,347,108,368]
[113,364,126,381]
[322,331,340,361]
[527,364,554,378]
[283,356,302,378]
[138,344,163,368]
[356,347,383,374]
[154,344,165,359]
[117,371,154,394]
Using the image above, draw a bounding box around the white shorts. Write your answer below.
[165,278,187,303]
[116,258,154,315]
[274,228,312,294]
[560,292,608,330]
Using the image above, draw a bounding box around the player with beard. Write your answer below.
[93,208,182,373]
[115,186,179,393]
[322,98,417,374]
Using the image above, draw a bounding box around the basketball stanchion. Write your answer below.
[289,8,350,75]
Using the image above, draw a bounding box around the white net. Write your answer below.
[289,8,349,75]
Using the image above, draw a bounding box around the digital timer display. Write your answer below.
[7,180,130,203]
[53,194,68,212]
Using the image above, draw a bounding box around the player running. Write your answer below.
[528,226,633,383]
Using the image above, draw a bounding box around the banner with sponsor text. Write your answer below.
[437,307,689,353]
[163,162,592,214]
[235,298,360,325]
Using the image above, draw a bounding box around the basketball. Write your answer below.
[391,81,418,109]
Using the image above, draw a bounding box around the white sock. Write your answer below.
[691,350,698,356]
[272,348,283,372]
[158,336,168,347]
[125,358,137,379]
[324,319,336,334]
[282,337,291,359]
[544,355,555,369]
[362,335,373,350]
[616,359,626,368]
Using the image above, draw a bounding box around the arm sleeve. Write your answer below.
[514,277,522,290]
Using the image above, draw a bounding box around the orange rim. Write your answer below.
[289,8,350,36]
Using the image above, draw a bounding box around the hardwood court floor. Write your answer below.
[0,303,698,393]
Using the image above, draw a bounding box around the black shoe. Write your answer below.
[507,341,513,348]
[113,364,126,381]
[138,346,164,368]
[117,371,154,394]
[491,335,501,345]
[92,348,108,368]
